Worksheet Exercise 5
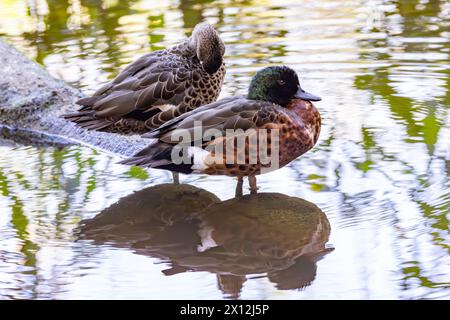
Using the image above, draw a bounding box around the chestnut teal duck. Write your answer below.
[120,66,321,196]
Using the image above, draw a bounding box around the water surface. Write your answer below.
[0,0,449,299]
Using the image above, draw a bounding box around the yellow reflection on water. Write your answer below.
[0,0,448,299]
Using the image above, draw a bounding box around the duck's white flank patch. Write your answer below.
[197,222,218,252]
[188,146,210,171]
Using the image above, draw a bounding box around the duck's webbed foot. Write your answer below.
[248,175,258,195]
[235,176,244,197]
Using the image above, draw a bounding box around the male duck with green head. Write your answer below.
[121,66,322,196]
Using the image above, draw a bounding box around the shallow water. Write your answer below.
[0,0,449,299]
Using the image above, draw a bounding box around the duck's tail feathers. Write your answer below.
[62,109,113,131]
[119,142,195,174]
[77,82,114,108]
[76,96,102,109]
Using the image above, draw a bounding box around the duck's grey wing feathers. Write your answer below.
[142,96,245,139]
[65,51,195,129]
[143,97,289,146]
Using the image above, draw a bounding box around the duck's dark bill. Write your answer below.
[295,88,321,101]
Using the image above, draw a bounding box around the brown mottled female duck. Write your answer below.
[64,22,225,134]
[120,66,321,196]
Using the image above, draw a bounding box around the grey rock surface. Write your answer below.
[0,39,148,157]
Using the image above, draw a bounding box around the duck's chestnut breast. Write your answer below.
[287,99,321,145]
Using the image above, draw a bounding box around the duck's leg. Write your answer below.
[235,176,243,197]
[248,175,258,195]
[172,172,180,184]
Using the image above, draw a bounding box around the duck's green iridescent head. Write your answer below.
[248,66,321,107]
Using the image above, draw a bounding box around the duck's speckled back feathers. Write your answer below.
[64,22,225,134]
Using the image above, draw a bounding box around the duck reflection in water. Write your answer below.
[79,184,333,298]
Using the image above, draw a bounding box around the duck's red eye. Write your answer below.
[277,80,285,86]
